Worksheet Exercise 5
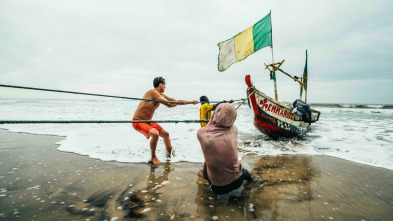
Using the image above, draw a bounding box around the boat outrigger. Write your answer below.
[245,51,320,137]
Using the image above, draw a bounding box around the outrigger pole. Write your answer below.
[264,60,307,98]
[264,52,309,103]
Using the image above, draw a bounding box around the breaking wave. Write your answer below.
[310,103,393,109]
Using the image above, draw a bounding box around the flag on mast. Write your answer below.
[217,12,272,72]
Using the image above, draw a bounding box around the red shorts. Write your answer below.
[132,118,163,139]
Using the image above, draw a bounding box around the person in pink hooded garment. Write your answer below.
[197,103,252,195]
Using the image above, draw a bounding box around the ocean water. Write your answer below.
[0,99,392,170]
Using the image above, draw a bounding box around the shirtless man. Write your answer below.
[132,76,198,165]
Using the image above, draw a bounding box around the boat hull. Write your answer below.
[245,75,318,137]
[253,107,302,137]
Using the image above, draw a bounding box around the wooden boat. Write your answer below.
[214,11,320,137]
[245,52,320,137]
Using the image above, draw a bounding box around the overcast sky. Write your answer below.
[1,0,392,104]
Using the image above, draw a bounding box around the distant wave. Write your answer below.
[310,103,393,109]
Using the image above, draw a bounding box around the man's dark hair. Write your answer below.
[200,95,209,104]
[153,76,165,88]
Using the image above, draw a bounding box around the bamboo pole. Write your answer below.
[269,10,278,101]
[277,68,305,87]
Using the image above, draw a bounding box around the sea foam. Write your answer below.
[1,99,392,170]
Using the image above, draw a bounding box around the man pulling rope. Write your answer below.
[132,76,198,165]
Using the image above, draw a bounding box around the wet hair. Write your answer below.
[153,76,165,88]
[200,95,209,104]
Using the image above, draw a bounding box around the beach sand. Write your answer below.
[0,129,392,220]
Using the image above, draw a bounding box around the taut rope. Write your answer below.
[0,120,208,124]
[0,84,189,104]
[236,89,255,110]
[0,84,239,104]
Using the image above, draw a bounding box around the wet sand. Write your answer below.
[0,129,392,220]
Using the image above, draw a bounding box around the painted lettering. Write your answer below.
[271,105,276,113]
[268,104,272,112]
[259,99,268,110]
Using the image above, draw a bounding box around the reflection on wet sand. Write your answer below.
[245,155,318,220]
[2,130,392,220]
[125,163,171,218]
[195,155,318,220]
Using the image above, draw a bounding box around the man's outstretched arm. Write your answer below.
[161,94,197,107]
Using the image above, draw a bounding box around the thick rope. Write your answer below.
[0,84,239,104]
[0,120,208,124]
[0,84,188,104]
[210,98,244,104]
[236,89,255,110]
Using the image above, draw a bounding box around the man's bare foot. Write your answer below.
[149,157,162,165]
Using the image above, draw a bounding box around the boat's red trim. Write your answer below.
[245,75,259,116]
[245,75,300,137]
[245,75,252,87]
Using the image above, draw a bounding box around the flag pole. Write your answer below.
[270,10,274,64]
[270,10,278,101]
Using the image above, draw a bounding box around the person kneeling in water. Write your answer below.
[197,103,252,195]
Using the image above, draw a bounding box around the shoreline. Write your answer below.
[1,129,392,220]
[3,128,393,172]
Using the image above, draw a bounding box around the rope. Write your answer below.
[0,120,208,124]
[236,89,255,110]
[0,84,239,104]
[0,84,190,104]
[209,99,244,103]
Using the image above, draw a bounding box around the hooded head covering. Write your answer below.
[197,103,242,186]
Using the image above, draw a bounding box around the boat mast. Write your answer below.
[303,50,308,103]
[270,10,278,101]
[300,52,304,101]
[299,50,308,103]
